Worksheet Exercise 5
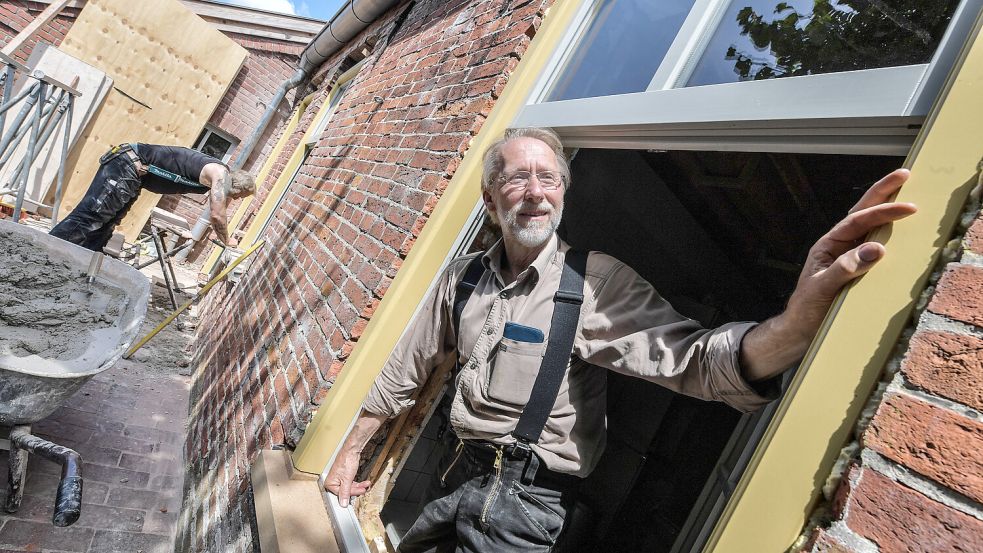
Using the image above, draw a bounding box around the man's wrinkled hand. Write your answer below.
[323,447,371,508]
[785,169,918,335]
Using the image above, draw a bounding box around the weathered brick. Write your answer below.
[966,214,983,255]
[842,468,983,552]
[864,393,983,503]
[806,528,856,553]
[902,331,983,411]
[928,264,983,327]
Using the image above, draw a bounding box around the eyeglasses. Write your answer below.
[496,170,565,191]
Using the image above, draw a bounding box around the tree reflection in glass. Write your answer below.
[687,0,961,87]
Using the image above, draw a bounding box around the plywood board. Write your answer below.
[0,43,112,208]
[55,0,247,240]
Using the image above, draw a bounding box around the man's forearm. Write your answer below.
[208,179,231,244]
[342,409,388,454]
[739,311,814,382]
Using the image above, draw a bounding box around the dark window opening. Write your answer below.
[379,147,903,551]
[193,126,237,162]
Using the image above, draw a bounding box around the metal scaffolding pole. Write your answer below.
[0,80,40,159]
[50,94,74,225]
[3,88,68,186]
[0,63,15,134]
[0,86,60,173]
[12,81,47,220]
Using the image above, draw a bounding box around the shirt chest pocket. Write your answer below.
[487,337,546,406]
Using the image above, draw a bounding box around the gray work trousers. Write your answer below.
[397,435,581,553]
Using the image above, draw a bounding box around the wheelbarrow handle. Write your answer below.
[54,475,83,527]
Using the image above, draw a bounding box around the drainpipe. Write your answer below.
[175,68,306,261]
[176,0,402,262]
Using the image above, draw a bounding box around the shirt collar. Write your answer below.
[482,233,561,285]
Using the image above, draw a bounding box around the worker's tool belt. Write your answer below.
[99,144,147,175]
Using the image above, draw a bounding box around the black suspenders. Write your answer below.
[451,249,589,449]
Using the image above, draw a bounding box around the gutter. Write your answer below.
[178,0,402,262]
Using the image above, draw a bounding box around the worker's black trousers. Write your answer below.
[397,432,581,553]
[50,156,142,251]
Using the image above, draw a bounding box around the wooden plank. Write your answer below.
[54,0,248,241]
[0,0,73,57]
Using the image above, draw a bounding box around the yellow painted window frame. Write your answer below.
[292,2,983,552]
[202,63,363,273]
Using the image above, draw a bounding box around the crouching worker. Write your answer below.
[50,143,255,252]
[324,127,917,552]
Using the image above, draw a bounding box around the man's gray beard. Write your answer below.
[503,201,562,248]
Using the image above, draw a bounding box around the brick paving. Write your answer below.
[1,279,195,553]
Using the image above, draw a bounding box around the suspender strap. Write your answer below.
[511,249,588,445]
[453,254,486,339]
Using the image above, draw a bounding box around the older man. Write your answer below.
[50,143,255,252]
[324,128,916,552]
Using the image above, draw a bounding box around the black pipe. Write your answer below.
[9,427,83,527]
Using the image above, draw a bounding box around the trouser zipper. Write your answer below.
[479,447,505,528]
[439,439,464,487]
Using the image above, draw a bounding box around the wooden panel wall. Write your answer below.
[55,0,247,240]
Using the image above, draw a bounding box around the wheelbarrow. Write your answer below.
[0,219,149,526]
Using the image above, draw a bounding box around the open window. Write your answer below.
[376,147,903,551]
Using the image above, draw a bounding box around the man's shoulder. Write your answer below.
[580,250,626,280]
[447,251,483,278]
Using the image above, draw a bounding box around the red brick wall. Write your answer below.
[0,0,80,63]
[807,195,983,552]
[180,0,550,549]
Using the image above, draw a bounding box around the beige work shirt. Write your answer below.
[364,234,777,477]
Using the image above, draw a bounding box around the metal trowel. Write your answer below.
[85,251,104,292]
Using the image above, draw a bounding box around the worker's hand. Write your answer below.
[324,447,371,508]
[785,169,918,337]
[226,238,239,249]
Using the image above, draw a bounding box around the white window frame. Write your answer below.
[193,124,238,162]
[516,0,983,155]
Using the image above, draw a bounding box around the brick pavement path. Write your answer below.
[1,285,193,553]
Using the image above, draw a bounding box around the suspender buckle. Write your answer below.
[506,439,532,460]
[553,289,583,305]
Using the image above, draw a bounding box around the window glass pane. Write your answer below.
[687,0,961,87]
[546,0,696,102]
[200,132,234,160]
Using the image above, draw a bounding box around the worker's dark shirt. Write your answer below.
[134,144,221,195]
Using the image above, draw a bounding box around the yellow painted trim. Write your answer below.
[204,63,365,273]
[706,10,983,552]
[201,98,309,273]
[292,1,586,473]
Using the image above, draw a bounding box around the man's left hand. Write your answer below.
[785,168,918,339]
[740,169,917,381]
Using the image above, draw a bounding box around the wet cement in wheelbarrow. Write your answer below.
[0,233,127,363]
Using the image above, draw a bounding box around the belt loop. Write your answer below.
[520,449,539,486]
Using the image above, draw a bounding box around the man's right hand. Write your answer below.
[322,409,388,507]
[324,447,372,508]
